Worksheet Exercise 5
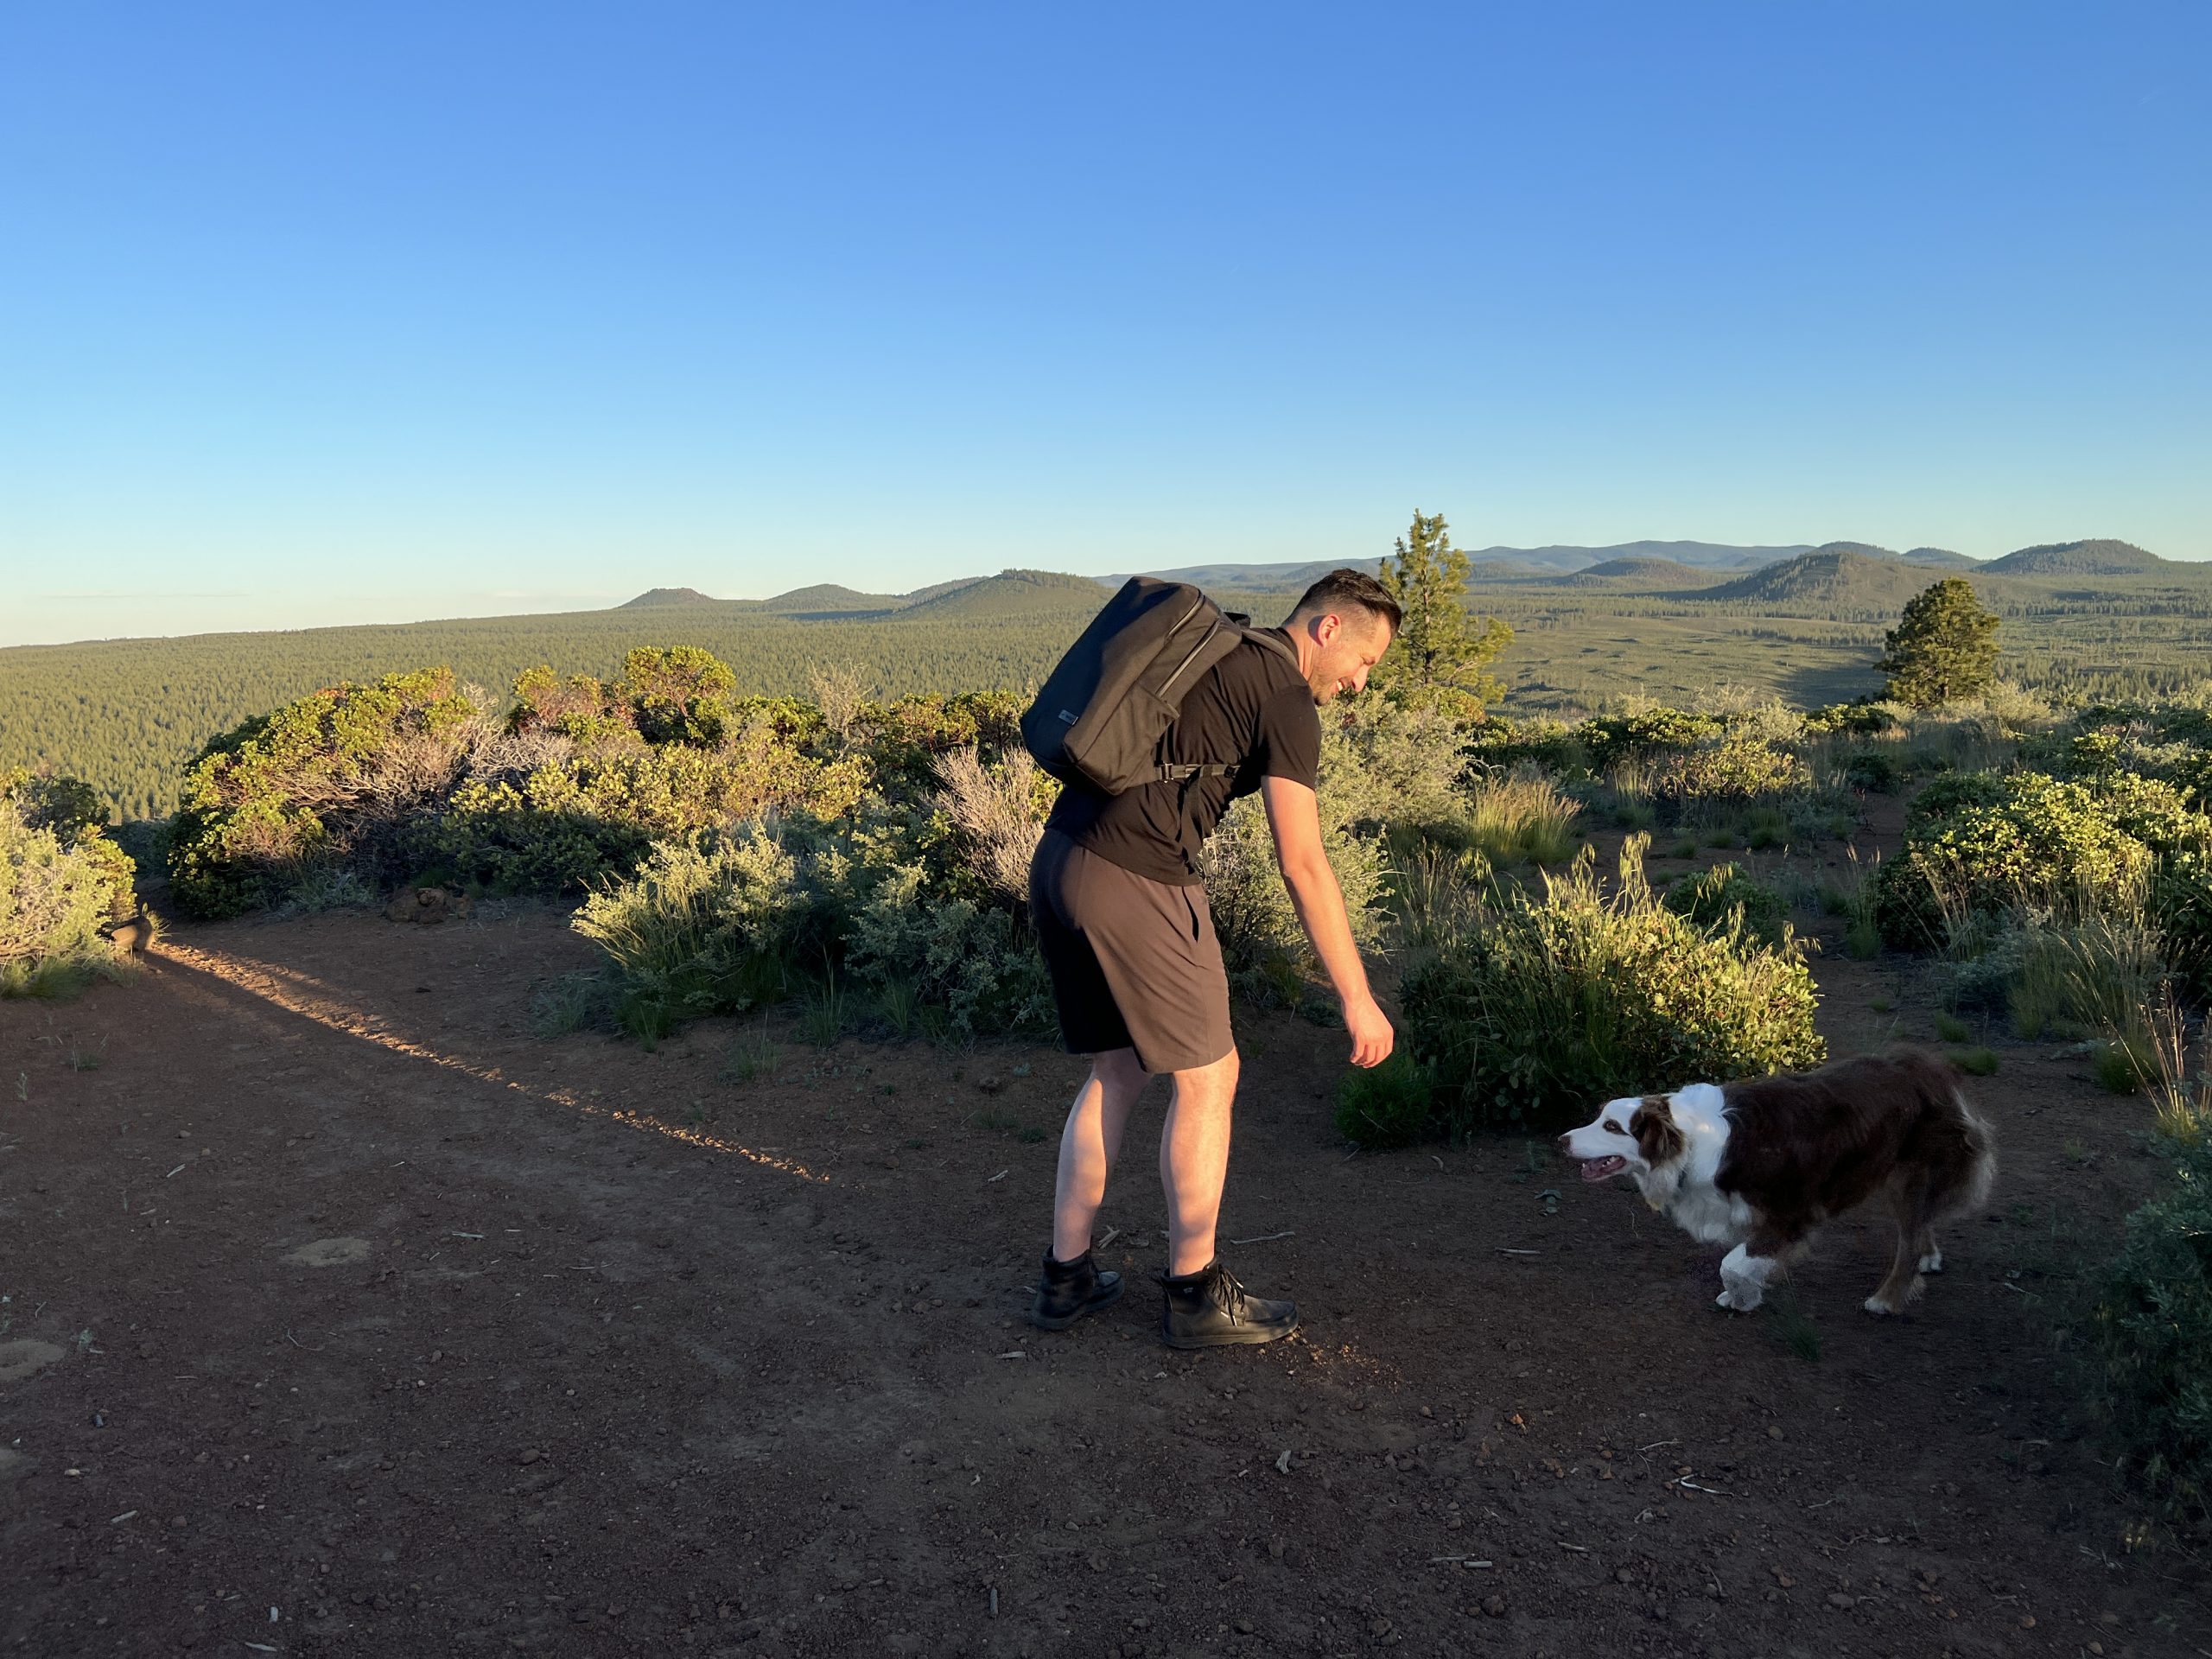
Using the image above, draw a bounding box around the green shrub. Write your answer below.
[925,746,1052,907]
[2092,1131,2212,1529]
[1335,1052,1437,1149]
[168,668,480,918]
[1743,806,1791,850]
[1327,699,1483,838]
[1459,765,1582,867]
[569,827,811,1040]
[530,972,607,1037]
[1,779,138,999]
[2152,846,2212,998]
[1651,735,1808,802]
[841,861,1055,1042]
[419,711,868,899]
[1842,751,1901,792]
[1875,771,2190,950]
[2094,1039,2149,1095]
[859,690,1027,795]
[1935,1011,1971,1043]
[1385,843,1491,957]
[2007,914,2166,1042]
[1580,708,1720,772]
[1662,861,1791,944]
[721,1027,782,1084]
[411,772,654,896]
[800,976,851,1047]
[1949,1046,1999,1076]
[1805,701,1903,738]
[1464,715,1584,776]
[1403,836,1825,1134]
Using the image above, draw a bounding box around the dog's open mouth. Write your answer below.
[1579,1156,1628,1183]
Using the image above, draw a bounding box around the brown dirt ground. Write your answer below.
[6,832,2211,1658]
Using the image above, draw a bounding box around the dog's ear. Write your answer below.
[1630,1097,1685,1166]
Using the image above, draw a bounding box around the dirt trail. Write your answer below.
[3,900,2207,1658]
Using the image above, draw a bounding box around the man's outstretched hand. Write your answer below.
[1345,993,1395,1069]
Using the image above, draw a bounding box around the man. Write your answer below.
[1026,569,1401,1348]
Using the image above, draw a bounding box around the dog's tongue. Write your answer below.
[1580,1156,1627,1183]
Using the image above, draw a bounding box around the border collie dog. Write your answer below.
[1557,1050,1996,1316]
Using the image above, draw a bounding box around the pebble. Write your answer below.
[1827,1592,1857,1610]
[518,1449,541,1465]
[1481,1596,1507,1618]
[1766,1426,1784,1440]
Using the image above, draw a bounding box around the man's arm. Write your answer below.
[1259,775,1394,1068]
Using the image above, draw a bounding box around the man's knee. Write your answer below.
[1090,1047,1147,1089]
[1171,1046,1239,1091]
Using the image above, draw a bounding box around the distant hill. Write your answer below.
[1099,560,1383,590]
[905,576,988,603]
[1554,556,1713,588]
[756,584,906,615]
[1808,542,1899,560]
[1468,541,1816,574]
[1123,543,1822,587]
[902,569,1108,619]
[1110,543,2007,591]
[620,587,728,608]
[1694,550,1967,610]
[1984,539,2167,576]
[1804,542,1986,570]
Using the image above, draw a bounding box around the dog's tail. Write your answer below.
[1947,1093,1999,1217]
[1929,1055,1997,1219]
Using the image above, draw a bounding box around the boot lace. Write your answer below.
[1206,1264,1249,1324]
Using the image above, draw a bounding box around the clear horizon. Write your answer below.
[3,3,2206,648]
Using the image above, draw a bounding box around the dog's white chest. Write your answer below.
[1667,1183,1755,1245]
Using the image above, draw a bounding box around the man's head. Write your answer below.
[1282,569,1401,705]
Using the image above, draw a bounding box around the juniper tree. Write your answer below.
[1878,578,2000,707]
[1371,510,1513,715]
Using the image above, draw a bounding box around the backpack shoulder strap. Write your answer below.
[1154,626,1302,785]
[1241,625,1300,670]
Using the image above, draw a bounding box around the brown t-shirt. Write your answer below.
[1046,628,1322,885]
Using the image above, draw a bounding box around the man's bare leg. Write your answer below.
[1160,1048,1240,1277]
[1050,1047,1148,1262]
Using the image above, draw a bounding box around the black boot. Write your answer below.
[1158,1259,1297,1349]
[1028,1249,1124,1331]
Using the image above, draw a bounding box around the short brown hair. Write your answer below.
[1287,567,1402,634]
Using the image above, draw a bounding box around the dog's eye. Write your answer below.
[1603,1120,1626,1136]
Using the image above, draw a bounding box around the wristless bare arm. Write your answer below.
[1259,776,1395,1067]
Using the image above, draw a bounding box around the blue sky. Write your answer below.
[2,3,2205,645]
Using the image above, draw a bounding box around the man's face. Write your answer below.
[1306,610,1394,705]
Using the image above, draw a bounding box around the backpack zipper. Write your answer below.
[1155,612,1225,700]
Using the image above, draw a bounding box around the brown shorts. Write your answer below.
[1028,829,1235,1074]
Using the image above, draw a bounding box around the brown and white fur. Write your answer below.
[1556,1049,1997,1316]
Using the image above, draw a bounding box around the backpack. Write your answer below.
[1021,577,1299,795]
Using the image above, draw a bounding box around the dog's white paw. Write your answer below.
[1918,1249,1944,1274]
[1716,1283,1764,1313]
[1862,1295,1903,1316]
